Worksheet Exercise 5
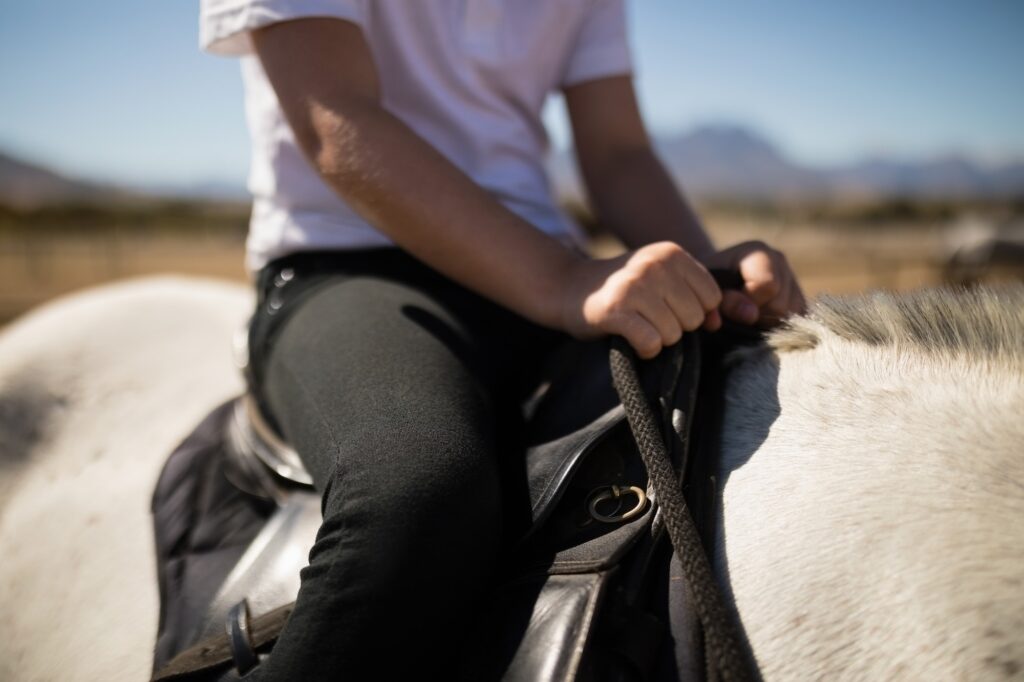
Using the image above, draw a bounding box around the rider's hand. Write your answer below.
[560,242,722,360]
[703,241,806,327]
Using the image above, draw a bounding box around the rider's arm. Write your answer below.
[564,76,715,261]
[251,18,575,331]
[565,76,807,324]
[252,18,723,358]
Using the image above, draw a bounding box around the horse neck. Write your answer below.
[714,338,1024,680]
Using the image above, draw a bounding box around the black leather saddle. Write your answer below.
[151,330,744,681]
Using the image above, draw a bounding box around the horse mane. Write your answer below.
[721,284,1024,680]
[768,284,1024,367]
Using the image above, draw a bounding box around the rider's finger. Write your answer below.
[662,285,707,333]
[674,257,722,312]
[720,289,759,325]
[764,266,793,321]
[738,250,781,306]
[635,297,684,347]
[615,312,665,360]
[703,308,722,332]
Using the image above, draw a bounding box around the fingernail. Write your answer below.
[705,309,722,331]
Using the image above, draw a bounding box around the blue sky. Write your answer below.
[1,0,1021,187]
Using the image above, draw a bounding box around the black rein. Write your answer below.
[608,283,756,682]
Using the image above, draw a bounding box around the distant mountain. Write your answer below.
[0,151,247,208]
[3,129,1023,210]
[0,152,126,208]
[549,124,1024,203]
[827,156,993,198]
[656,125,826,199]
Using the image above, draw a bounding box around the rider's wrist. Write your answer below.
[541,248,587,333]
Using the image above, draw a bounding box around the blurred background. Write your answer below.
[1,0,1022,326]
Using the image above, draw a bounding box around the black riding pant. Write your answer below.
[246,248,567,679]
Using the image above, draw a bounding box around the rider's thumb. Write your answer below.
[720,289,759,326]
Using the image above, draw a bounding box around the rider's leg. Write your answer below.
[247,250,562,679]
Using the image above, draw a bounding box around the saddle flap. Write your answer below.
[523,405,625,536]
[193,495,322,646]
[515,340,655,573]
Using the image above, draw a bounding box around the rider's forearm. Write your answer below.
[293,98,580,330]
[582,147,715,262]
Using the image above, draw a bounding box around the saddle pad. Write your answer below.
[151,400,276,671]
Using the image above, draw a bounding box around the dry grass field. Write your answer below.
[1,200,1021,328]
[0,229,248,323]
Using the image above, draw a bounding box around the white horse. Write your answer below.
[0,277,1021,681]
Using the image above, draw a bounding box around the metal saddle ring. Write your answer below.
[587,484,648,524]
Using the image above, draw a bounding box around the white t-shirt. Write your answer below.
[200,0,633,271]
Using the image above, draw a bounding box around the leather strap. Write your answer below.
[151,602,294,681]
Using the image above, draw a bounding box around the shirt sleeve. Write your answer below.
[199,0,364,56]
[560,0,634,87]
